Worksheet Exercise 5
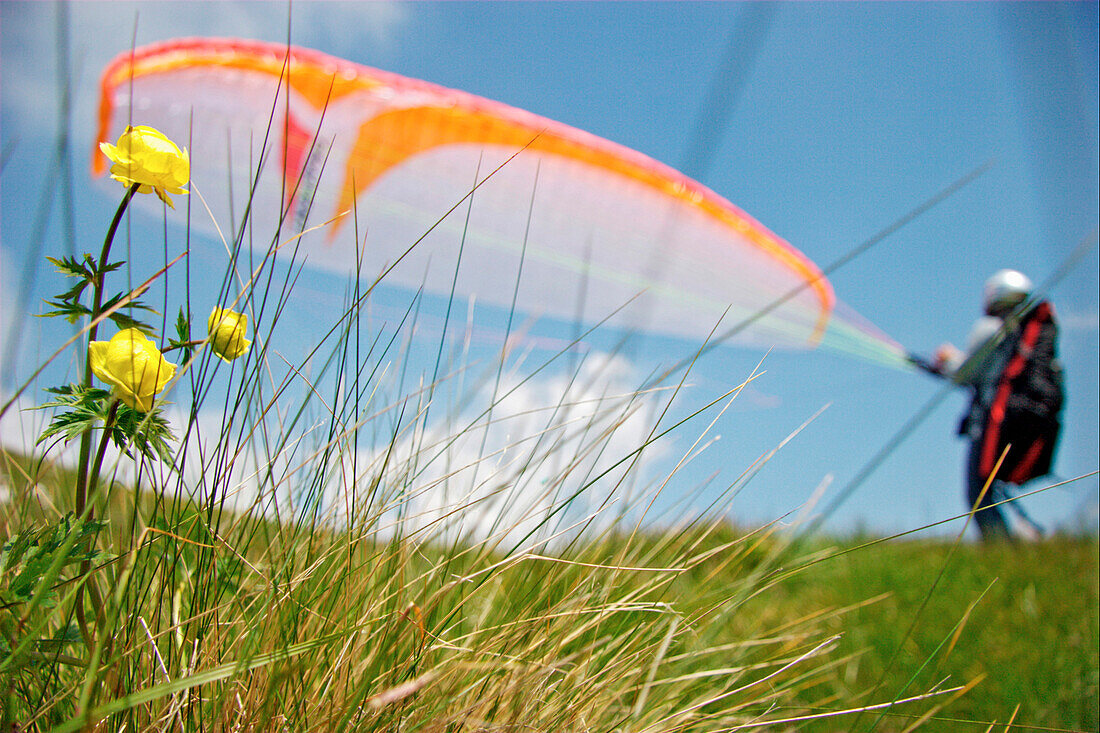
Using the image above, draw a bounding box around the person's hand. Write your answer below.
[932,343,962,373]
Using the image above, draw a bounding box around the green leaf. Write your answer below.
[10,552,57,601]
[47,254,96,281]
[34,623,82,654]
[168,307,195,364]
[34,385,114,445]
[0,531,35,579]
[112,403,179,470]
[99,292,158,334]
[35,385,179,469]
[42,255,98,317]
[100,292,157,314]
[40,298,92,324]
[40,251,151,329]
[55,278,91,303]
[0,516,108,607]
[107,310,155,334]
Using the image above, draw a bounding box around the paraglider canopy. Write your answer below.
[95,37,905,364]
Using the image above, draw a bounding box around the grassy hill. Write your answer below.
[3,450,1096,731]
[774,535,1099,731]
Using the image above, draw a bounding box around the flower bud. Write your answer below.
[208,307,252,362]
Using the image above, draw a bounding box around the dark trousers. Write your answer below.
[966,439,1011,541]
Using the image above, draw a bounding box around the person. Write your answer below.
[911,269,1064,541]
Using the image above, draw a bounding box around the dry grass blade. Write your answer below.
[366,671,438,710]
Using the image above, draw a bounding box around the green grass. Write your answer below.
[3,448,1096,731]
[778,535,1099,731]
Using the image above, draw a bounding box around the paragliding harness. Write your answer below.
[969,301,1064,486]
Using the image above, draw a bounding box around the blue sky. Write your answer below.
[2,2,1097,538]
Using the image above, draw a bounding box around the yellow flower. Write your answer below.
[99,125,189,208]
[89,329,177,413]
[208,307,252,362]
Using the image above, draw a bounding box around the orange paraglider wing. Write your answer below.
[95,37,905,363]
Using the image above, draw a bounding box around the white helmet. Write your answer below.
[982,269,1033,316]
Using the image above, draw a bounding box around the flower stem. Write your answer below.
[74,183,138,517]
[78,400,118,652]
[72,184,137,655]
[86,400,120,513]
[162,339,207,353]
[88,183,139,348]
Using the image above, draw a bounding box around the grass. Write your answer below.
[778,535,1099,732]
[2,448,1096,731]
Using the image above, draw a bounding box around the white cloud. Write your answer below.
[193,350,675,552]
[310,351,673,550]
